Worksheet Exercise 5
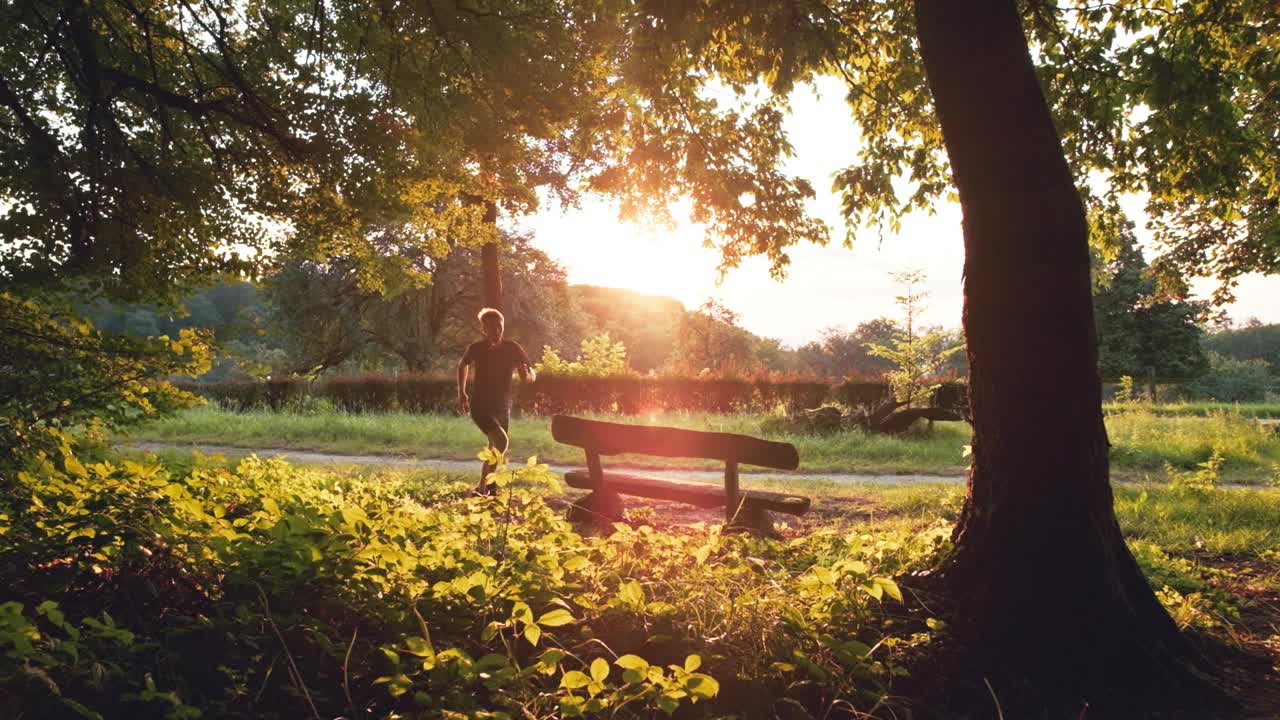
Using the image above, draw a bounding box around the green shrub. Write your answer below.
[172,375,967,419]
[1,447,946,718]
[1174,352,1273,403]
[535,332,630,376]
[1,294,210,465]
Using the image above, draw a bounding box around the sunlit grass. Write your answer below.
[1105,407,1280,482]
[1104,401,1280,418]
[1115,484,1280,557]
[121,404,1280,483]
[129,445,1278,560]
[120,406,974,474]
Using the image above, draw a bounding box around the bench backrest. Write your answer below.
[551,415,799,470]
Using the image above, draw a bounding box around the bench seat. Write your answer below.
[564,470,811,516]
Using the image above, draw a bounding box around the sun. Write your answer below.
[521,199,725,307]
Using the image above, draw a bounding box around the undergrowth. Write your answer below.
[0,447,950,719]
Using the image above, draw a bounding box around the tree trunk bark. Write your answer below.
[913,0,1223,712]
[481,200,503,312]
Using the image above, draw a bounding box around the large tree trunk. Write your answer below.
[913,0,1223,713]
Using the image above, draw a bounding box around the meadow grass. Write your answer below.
[122,404,1280,482]
[1105,407,1280,483]
[1115,484,1280,557]
[114,443,1280,562]
[1104,401,1280,418]
[121,406,973,473]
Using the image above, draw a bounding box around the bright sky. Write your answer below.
[519,76,1278,348]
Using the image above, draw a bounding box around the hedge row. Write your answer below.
[173,374,968,415]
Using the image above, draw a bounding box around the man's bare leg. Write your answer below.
[479,425,510,494]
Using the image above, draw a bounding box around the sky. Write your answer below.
[518,76,1278,348]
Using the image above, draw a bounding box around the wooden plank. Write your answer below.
[585,450,603,487]
[551,415,800,470]
[563,470,810,515]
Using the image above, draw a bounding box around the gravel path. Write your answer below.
[123,441,963,486]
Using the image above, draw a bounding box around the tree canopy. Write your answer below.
[4,1,1272,306]
[0,0,825,302]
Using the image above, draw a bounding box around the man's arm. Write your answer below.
[514,343,535,382]
[456,355,471,413]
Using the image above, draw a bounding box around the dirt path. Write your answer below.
[123,441,962,486]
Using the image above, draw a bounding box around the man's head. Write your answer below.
[478,308,504,343]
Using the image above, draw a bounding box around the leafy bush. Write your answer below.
[1,447,947,718]
[1,294,210,467]
[175,374,971,420]
[1166,448,1226,495]
[536,332,629,377]
[1174,352,1273,403]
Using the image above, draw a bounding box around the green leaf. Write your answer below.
[645,601,677,615]
[615,654,649,672]
[63,455,88,478]
[510,601,533,623]
[523,624,542,646]
[684,654,701,672]
[590,657,609,683]
[694,543,714,565]
[616,579,643,607]
[876,577,904,602]
[537,609,575,627]
[811,566,836,585]
[560,671,592,689]
[404,636,434,658]
[563,555,590,572]
[560,694,586,717]
[538,649,565,675]
[685,673,720,700]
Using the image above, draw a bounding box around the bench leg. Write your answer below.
[725,501,781,539]
[568,490,624,529]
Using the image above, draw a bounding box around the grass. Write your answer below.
[1115,483,1280,557]
[112,444,1280,561]
[121,404,1280,483]
[1104,401,1280,418]
[1106,407,1280,483]
[120,407,974,474]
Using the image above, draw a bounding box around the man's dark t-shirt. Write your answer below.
[463,339,531,410]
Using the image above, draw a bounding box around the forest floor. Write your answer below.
[129,448,1280,715]
[24,439,1280,718]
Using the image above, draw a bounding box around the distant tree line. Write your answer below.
[84,235,1276,403]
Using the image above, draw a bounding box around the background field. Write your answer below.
[119,403,1280,484]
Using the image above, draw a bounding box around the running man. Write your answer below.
[457,308,535,493]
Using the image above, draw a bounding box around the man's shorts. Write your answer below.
[469,403,510,435]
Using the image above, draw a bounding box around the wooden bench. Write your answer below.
[551,414,811,536]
